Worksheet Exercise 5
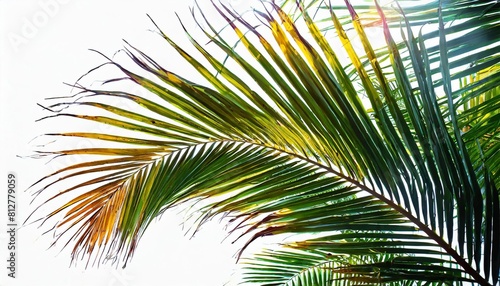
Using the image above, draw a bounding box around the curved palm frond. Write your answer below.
[28,0,499,285]
[241,245,473,285]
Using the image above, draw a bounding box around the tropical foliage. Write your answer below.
[28,0,499,285]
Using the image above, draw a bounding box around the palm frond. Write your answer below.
[241,246,472,286]
[28,0,499,285]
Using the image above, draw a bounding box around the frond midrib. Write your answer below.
[226,138,487,285]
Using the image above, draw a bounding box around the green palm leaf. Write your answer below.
[28,0,499,285]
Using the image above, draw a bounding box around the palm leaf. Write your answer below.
[28,0,499,285]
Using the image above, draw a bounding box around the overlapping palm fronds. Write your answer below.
[28,0,499,285]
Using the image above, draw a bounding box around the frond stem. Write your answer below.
[230,139,491,285]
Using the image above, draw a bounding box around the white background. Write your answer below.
[0,0,260,285]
